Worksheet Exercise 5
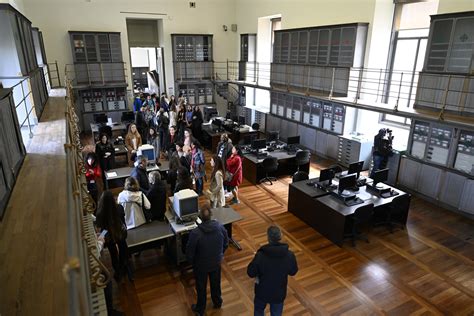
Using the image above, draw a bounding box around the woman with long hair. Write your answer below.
[169,103,177,131]
[117,177,151,229]
[96,191,131,282]
[226,145,243,204]
[147,126,160,161]
[95,133,115,172]
[84,152,102,205]
[125,123,142,165]
[207,155,225,207]
[177,102,186,140]
[168,155,182,195]
[174,166,194,193]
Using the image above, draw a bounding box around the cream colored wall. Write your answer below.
[437,0,473,14]
[22,0,238,94]
[0,0,24,14]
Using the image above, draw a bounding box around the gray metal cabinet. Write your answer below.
[417,164,443,199]
[337,135,373,169]
[460,179,474,214]
[70,32,123,63]
[315,130,328,156]
[327,134,339,159]
[425,13,474,74]
[0,89,26,218]
[398,156,422,190]
[439,171,467,209]
[454,129,474,175]
[298,124,317,152]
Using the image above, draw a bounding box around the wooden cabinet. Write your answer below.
[0,89,26,218]
[172,34,213,62]
[69,32,123,63]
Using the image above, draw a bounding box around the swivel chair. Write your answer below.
[294,150,310,171]
[345,203,374,247]
[259,156,278,185]
[292,171,309,183]
[374,193,411,233]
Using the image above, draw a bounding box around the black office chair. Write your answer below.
[98,125,112,141]
[295,150,310,171]
[259,156,279,185]
[376,193,411,233]
[252,123,260,131]
[345,203,374,247]
[292,171,309,183]
[328,165,343,177]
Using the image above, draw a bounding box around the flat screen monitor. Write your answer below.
[243,134,257,145]
[338,174,357,195]
[251,138,267,150]
[173,189,199,220]
[348,161,364,178]
[121,111,134,122]
[287,135,300,145]
[267,131,279,143]
[319,168,335,183]
[373,168,389,186]
[94,113,108,124]
[238,115,246,126]
[138,145,156,162]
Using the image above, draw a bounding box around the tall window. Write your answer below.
[382,0,438,126]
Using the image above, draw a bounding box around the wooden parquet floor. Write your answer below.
[115,153,474,316]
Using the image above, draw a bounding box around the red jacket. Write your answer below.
[85,164,102,183]
[226,154,242,187]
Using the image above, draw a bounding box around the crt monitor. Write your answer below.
[373,168,389,186]
[319,168,335,185]
[94,113,108,125]
[211,118,223,130]
[267,131,280,143]
[348,161,364,178]
[138,145,156,162]
[121,111,134,122]
[287,135,300,145]
[238,115,246,126]
[251,138,267,151]
[173,189,199,221]
[338,174,357,195]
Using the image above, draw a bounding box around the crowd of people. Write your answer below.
[85,92,297,316]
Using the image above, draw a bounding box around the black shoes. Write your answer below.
[191,304,204,316]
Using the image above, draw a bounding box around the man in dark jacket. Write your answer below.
[186,205,229,316]
[130,155,150,192]
[146,171,167,221]
[216,133,233,165]
[247,226,298,316]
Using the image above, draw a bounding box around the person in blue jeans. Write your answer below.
[190,139,205,195]
[247,226,298,316]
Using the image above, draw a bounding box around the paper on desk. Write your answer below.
[114,147,119,151]
[106,171,118,177]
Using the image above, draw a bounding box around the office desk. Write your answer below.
[288,179,409,246]
[104,161,170,189]
[202,124,259,152]
[90,122,127,138]
[167,197,244,264]
[242,150,310,185]
[127,221,174,253]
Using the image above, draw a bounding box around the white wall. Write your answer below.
[437,0,473,14]
[22,0,238,95]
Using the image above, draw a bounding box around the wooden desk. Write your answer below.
[242,150,310,185]
[104,161,170,189]
[202,125,228,152]
[288,179,409,246]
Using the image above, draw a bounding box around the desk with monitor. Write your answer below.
[288,167,410,246]
[90,111,134,138]
[242,135,310,185]
[202,119,259,152]
[105,161,170,189]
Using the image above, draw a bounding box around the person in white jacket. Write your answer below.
[118,176,151,229]
[206,155,226,208]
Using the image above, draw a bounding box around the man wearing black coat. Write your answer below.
[146,171,167,221]
[216,133,233,166]
[247,226,298,316]
[186,205,229,316]
[130,155,150,192]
